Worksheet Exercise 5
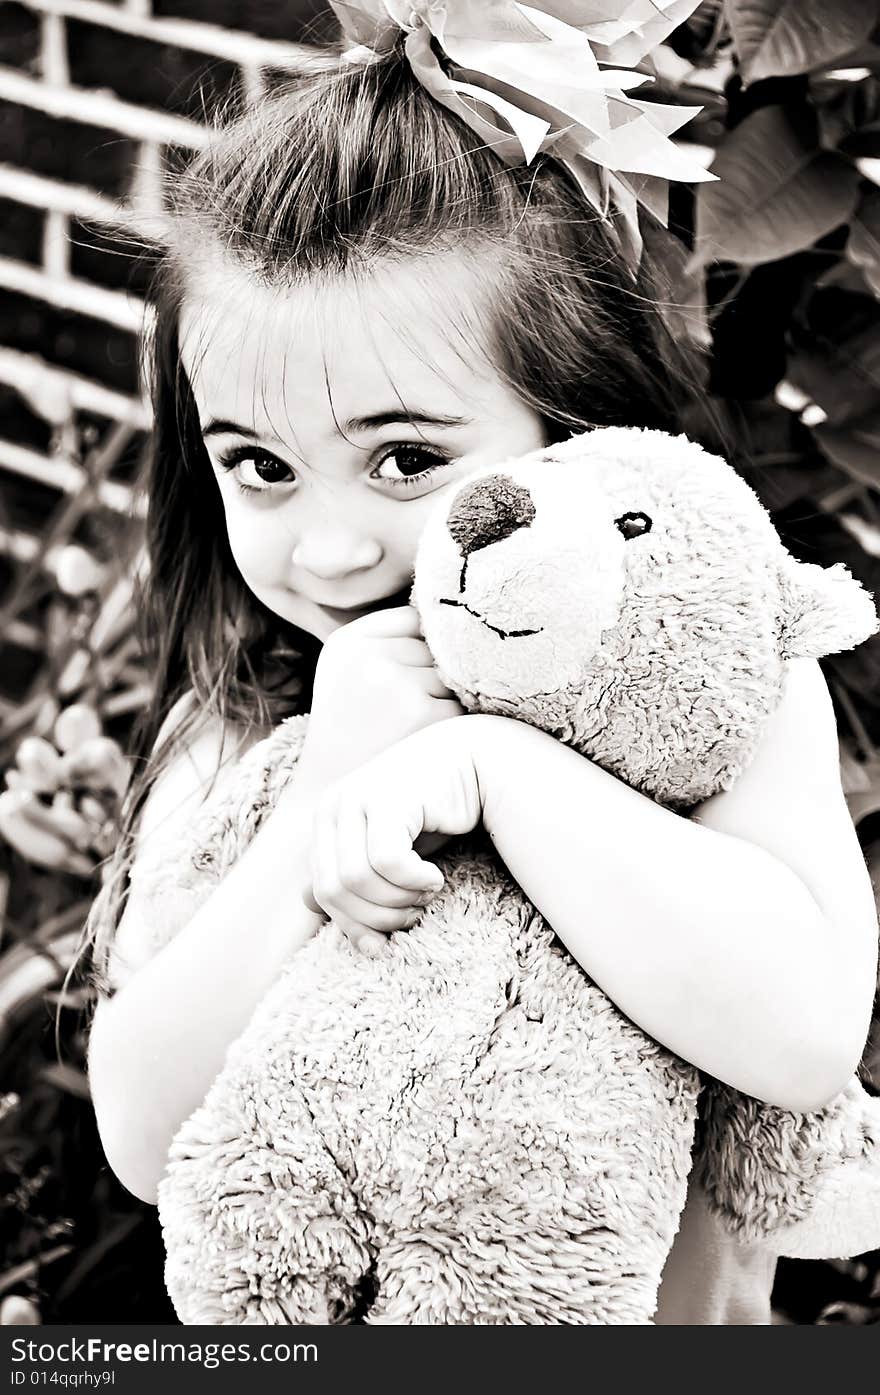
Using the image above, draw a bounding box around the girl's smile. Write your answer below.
[179,252,547,641]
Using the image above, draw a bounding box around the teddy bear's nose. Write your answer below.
[446,474,536,563]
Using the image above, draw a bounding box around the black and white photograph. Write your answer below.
[1,0,880,1340]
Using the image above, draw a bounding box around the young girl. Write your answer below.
[84,14,878,1326]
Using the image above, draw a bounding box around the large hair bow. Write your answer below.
[328,1,716,270]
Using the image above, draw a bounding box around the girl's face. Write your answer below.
[179,253,547,641]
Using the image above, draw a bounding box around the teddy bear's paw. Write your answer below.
[160,1164,378,1326]
[163,1256,370,1326]
[760,1082,880,1261]
[698,1078,880,1258]
[769,1156,880,1260]
[363,1230,660,1324]
[158,1054,381,1326]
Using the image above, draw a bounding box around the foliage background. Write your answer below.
[1,0,880,1326]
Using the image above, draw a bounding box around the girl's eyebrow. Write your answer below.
[202,419,262,439]
[201,409,471,439]
[344,409,471,433]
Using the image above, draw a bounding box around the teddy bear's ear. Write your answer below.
[778,559,878,660]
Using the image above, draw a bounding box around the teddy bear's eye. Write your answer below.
[615,511,653,541]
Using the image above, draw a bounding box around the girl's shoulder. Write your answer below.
[137,691,268,852]
[104,693,269,991]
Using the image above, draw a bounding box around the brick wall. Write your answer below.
[0,0,339,710]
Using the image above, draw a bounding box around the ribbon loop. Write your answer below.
[328,2,716,270]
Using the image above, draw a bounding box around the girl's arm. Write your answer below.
[89,606,463,1206]
[473,659,878,1112]
[310,658,875,1112]
[88,767,323,1207]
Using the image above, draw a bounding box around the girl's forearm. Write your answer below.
[88,785,323,1206]
[469,715,861,1110]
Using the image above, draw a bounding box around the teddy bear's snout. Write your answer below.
[446,474,536,588]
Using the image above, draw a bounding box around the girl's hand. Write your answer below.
[295,605,465,800]
[306,719,483,955]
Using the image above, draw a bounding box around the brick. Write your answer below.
[69,219,156,298]
[163,138,215,201]
[0,100,135,198]
[0,559,46,651]
[0,195,43,264]
[0,2,40,75]
[152,0,340,45]
[0,460,64,534]
[75,409,147,485]
[13,590,45,631]
[0,289,139,394]
[0,638,42,701]
[66,19,242,121]
[70,495,131,551]
[262,66,306,94]
[0,383,53,452]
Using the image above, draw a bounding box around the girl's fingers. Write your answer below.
[335,894,424,935]
[341,924,394,958]
[421,669,458,701]
[363,804,445,892]
[334,801,426,908]
[333,892,424,934]
[359,604,419,638]
[310,801,429,938]
[385,637,439,668]
[431,697,467,722]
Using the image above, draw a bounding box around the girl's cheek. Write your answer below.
[223,502,291,588]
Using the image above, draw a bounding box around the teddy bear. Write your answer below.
[154,426,880,1324]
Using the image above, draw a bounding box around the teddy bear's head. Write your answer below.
[413,427,877,807]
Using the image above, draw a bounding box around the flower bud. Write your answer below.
[55,544,106,597]
[0,790,94,876]
[0,1294,40,1325]
[54,704,102,753]
[59,737,130,798]
[79,793,108,824]
[15,736,64,794]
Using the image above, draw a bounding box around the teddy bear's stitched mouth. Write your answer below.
[438,596,543,640]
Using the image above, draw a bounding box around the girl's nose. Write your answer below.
[290,529,383,580]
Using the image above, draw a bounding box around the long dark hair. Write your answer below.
[81,33,724,996]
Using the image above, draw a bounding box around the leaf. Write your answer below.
[848,185,880,295]
[840,511,880,558]
[726,0,878,84]
[689,105,861,269]
[815,259,875,296]
[640,218,712,351]
[815,75,880,157]
[840,746,873,793]
[0,1246,74,1299]
[819,40,880,73]
[52,1213,142,1304]
[814,417,880,488]
[789,322,880,425]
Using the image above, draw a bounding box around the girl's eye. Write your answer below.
[214,442,451,498]
[216,447,293,496]
[371,444,451,492]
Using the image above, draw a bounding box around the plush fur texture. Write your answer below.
[155,427,879,1324]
